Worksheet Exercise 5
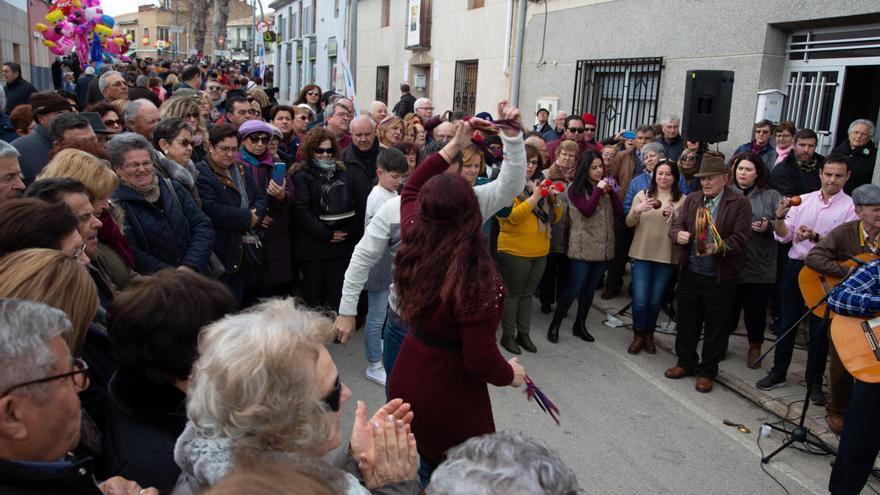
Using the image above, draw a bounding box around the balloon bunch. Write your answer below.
[34,0,133,67]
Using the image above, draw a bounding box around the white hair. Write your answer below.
[98,70,123,91]
[367,101,387,115]
[0,140,20,159]
[641,141,666,158]
[660,114,680,126]
[849,119,876,137]
[0,299,72,398]
[186,298,338,453]
[427,431,581,495]
[106,132,158,169]
[123,98,156,126]
[414,97,431,111]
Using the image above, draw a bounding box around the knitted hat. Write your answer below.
[238,119,274,140]
[853,184,880,206]
[29,92,73,116]
[693,151,728,177]
[581,112,597,127]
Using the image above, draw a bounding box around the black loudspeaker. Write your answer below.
[681,70,734,143]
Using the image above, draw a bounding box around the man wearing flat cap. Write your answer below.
[11,91,73,185]
[666,151,752,393]
[805,182,880,434]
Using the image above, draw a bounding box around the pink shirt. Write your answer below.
[775,189,857,260]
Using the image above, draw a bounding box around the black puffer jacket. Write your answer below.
[291,161,357,260]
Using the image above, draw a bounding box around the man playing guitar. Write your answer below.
[805,183,880,434]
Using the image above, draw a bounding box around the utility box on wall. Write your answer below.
[755,89,786,124]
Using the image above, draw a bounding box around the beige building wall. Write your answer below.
[356,0,514,115]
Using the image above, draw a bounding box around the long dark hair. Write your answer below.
[729,152,768,189]
[648,161,682,202]
[570,150,603,196]
[394,174,500,325]
[293,84,322,106]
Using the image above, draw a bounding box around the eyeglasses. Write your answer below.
[296,115,310,121]
[314,146,335,155]
[247,134,270,144]
[755,129,771,135]
[109,80,126,88]
[215,146,238,155]
[680,155,696,162]
[307,91,320,96]
[323,375,341,412]
[567,128,585,133]
[584,127,596,132]
[207,86,222,92]
[419,106,435,112]
[71,243,86,262]
[185,112,201,120]
[1,357,89,397]
[527,159,540,166]
[103,119,124,127]
[122,160,153,171]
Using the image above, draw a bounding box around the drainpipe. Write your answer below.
[510,0,527,107]
[349,0,357,86]
[502,0,513,75]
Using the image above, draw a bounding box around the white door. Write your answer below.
[781,68,845,156]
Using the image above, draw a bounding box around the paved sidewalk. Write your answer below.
[591,292,841,453]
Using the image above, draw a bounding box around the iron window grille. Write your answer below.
[453,60,478,116]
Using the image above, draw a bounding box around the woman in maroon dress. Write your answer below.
[387,111,526,484]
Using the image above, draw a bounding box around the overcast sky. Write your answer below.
[101,0,272,18]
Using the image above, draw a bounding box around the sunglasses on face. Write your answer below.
[315,146,335,155]
[307,91,319,96]
[247,134,270,144]
[323,375,341,412]
[104,119,124,127]
[568,128,585,133]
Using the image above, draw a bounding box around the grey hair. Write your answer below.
[186,298,338,453]
[0,299,72,398]
[124,99,154,126]
[641,141,666,158]
[555,111,567,119]
[367,100,386,115]
[324,101,348,121]
[106,132,158,168]
[660,114,680,126]
[849,119,876,137]
[98,70,123,91]
[414,97,430,111]
[0,140,20,159]
[427,431,581,495]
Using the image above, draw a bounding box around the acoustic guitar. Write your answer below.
[830,315,880,383]
[798,253,878,318]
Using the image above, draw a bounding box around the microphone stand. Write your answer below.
[758,262,864,463]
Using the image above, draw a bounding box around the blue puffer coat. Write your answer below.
[114,178,215,274]
[194,160,267,273]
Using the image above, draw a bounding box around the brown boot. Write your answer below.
[627,330,645,354]
[644,328,656,354]
[747,342,762,369]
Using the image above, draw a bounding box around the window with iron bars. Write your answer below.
[453,60,478,116]
[572,58,663,140]
[376,66,389,104]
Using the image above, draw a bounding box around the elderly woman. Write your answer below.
[195,123,267,306]
[160,93,210,163]
[86,101,126,137]
[833,118,877,194]
[292,128,356,309]
[173,298,420,494]
[153,117,201,204]
[377,116,404,148]
[38,148,136,289]
[102,270,235,492]
[107,133,215,276]
[238,120,294,294]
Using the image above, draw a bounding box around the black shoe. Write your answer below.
[809,386,827,406]
[547,318,561,343]
[573,321,595,342]
[540,302,552,314]
[756,372,786,391]
[516,333,537,353]
[500,334,521,355]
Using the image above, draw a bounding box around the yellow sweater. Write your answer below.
[497,197,563,258]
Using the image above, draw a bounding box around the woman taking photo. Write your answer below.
[291,128,356,310]
[196,123,267,306]
[625,160,684,354]
[546,150,622,343]
[389,106,526,483]
[152,117,201,204]
[238,120,293,295]
[496,144,562,355]
[107,133,215,276]
[377,116,405,149]
[727,151,780,368]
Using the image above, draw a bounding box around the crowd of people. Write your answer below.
[1,55,879,493]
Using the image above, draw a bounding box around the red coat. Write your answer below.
[386,152,514,464]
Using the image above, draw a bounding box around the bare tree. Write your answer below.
[191,0,209,57]
[213,0,230,58]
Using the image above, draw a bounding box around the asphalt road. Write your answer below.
[329,304,841,494]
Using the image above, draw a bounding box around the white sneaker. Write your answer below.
[365,361,387,386]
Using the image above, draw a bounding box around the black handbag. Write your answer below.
[234,164,264,268]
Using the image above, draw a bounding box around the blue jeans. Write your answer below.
[553,259,607,325]
[771,258,827,384]
[630,259,675,330]
[382,308,409,384]
[365,290,388,363]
